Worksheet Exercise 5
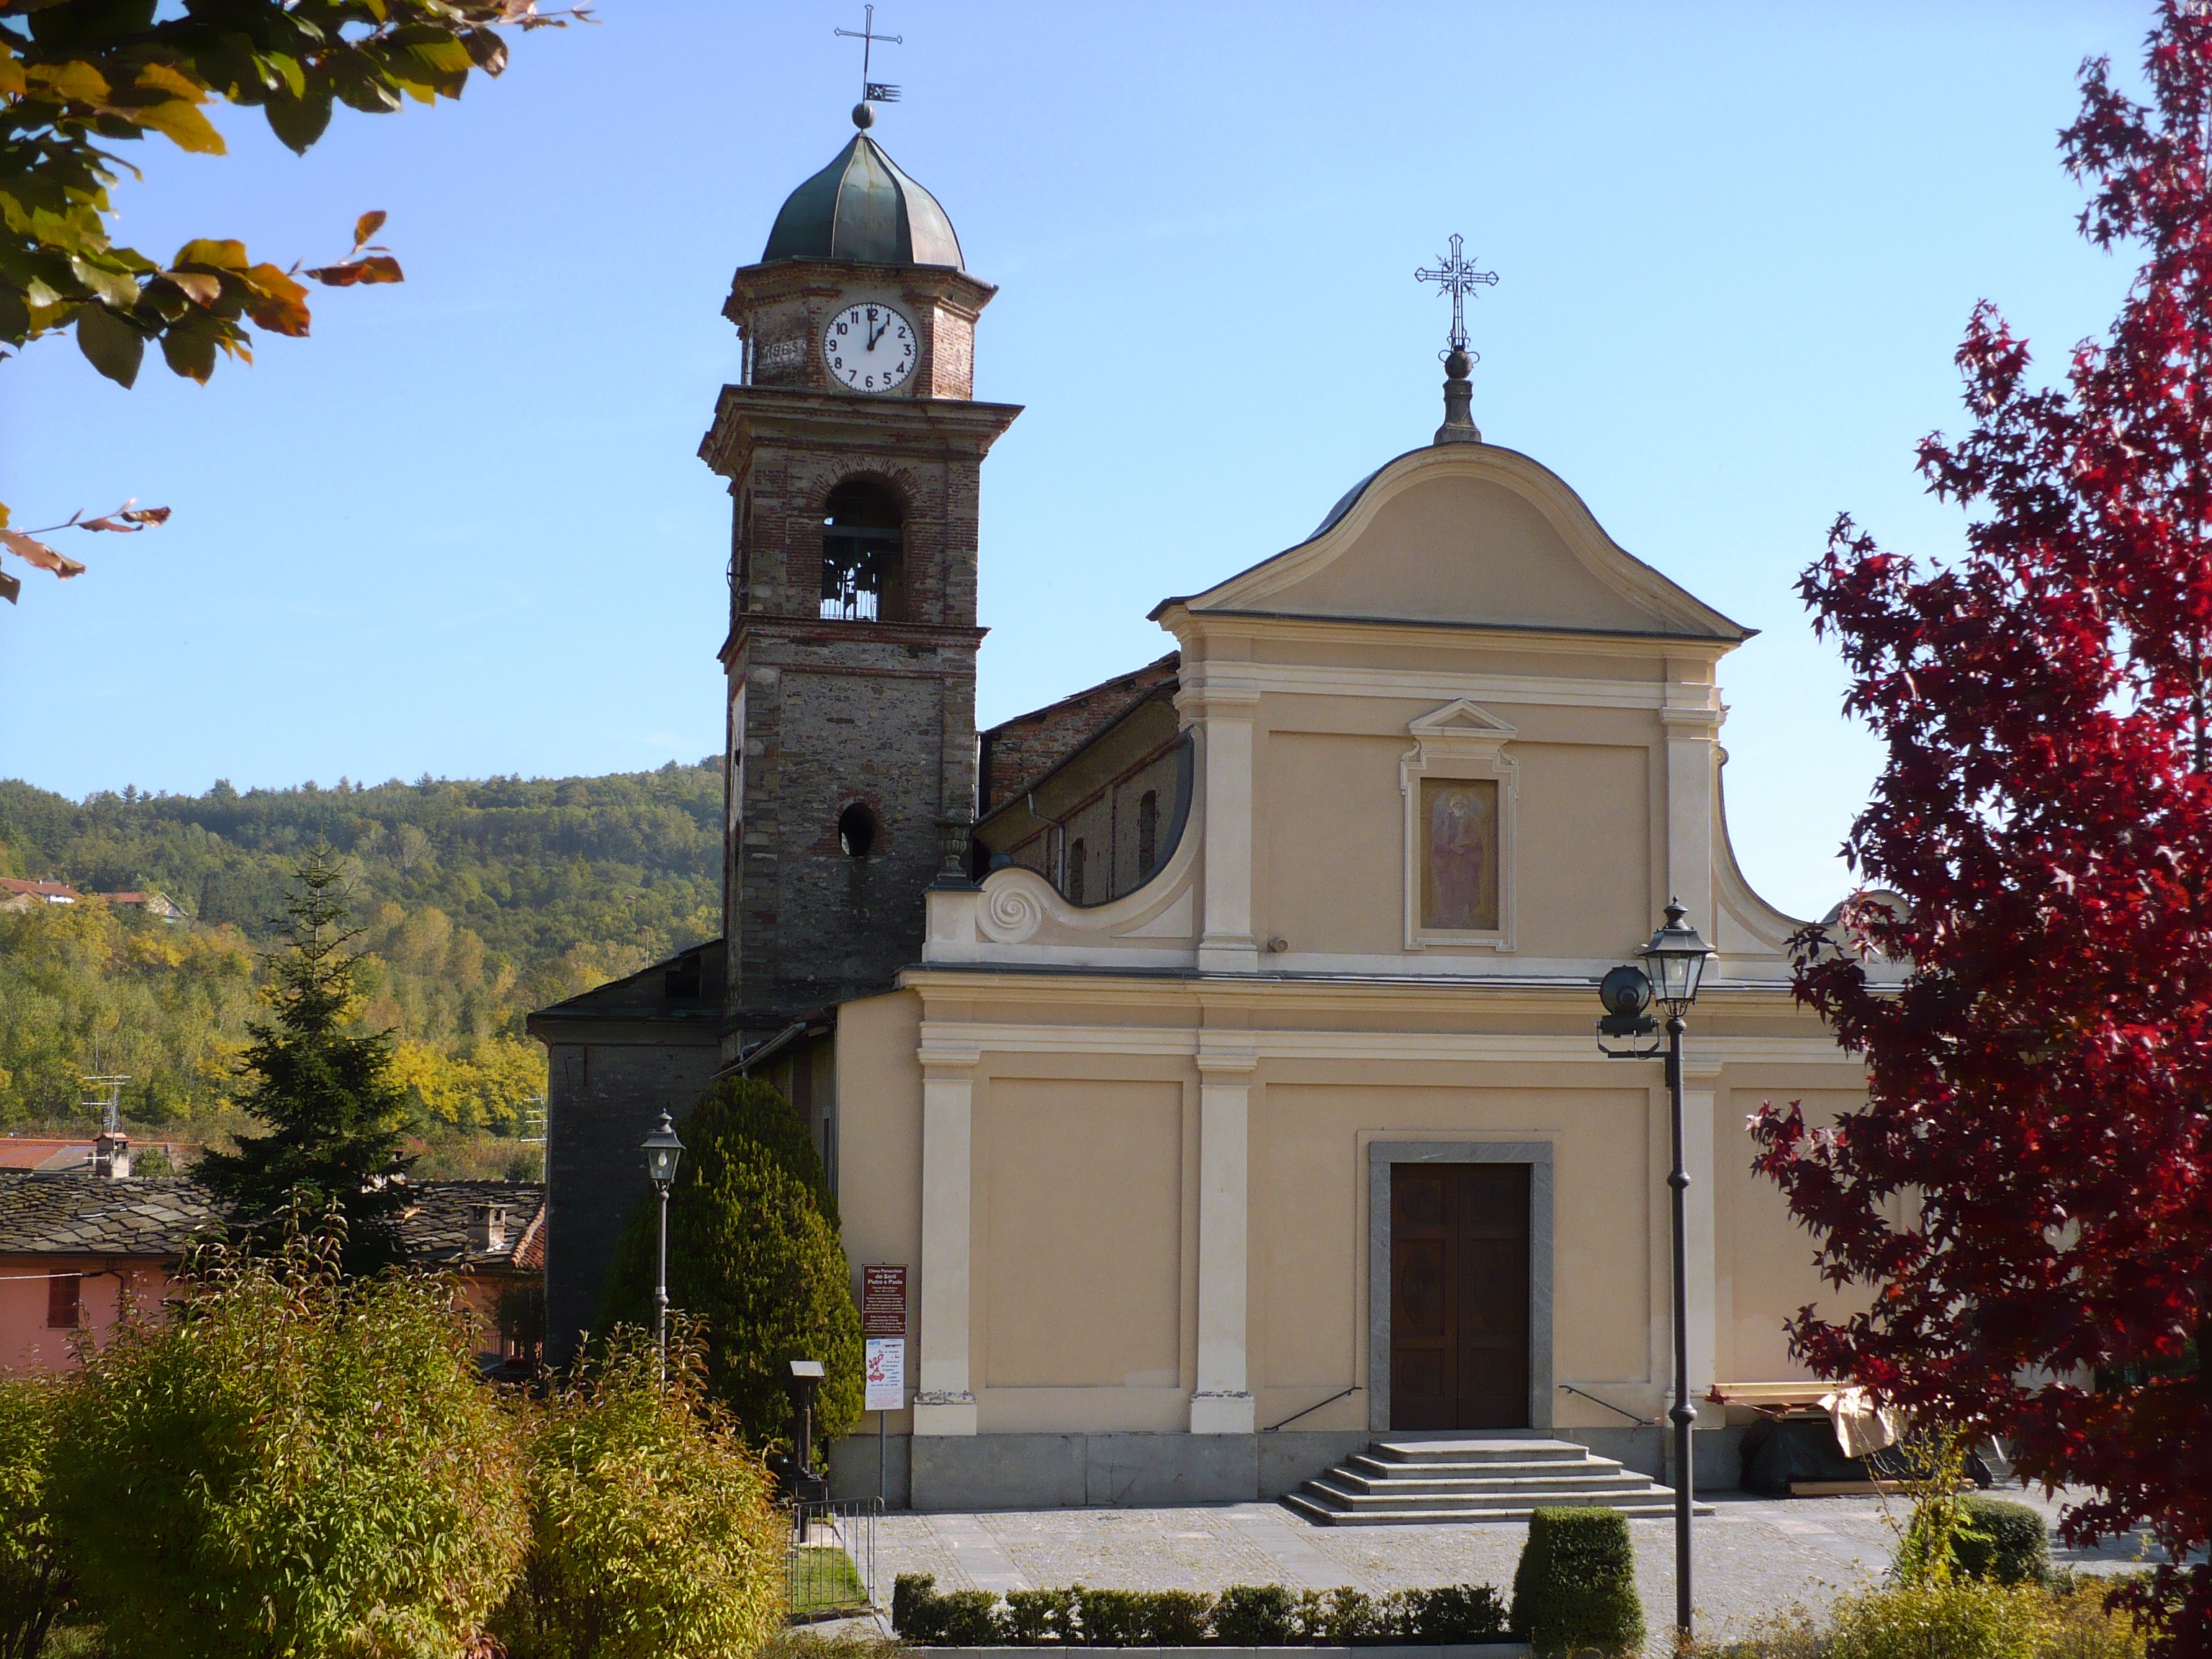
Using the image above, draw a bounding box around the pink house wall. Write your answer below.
[0,1260,518,1375]
[0,1257,176,1374]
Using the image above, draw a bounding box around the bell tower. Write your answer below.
[701,106,1021,1037]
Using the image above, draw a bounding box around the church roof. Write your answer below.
[762,133,965,269]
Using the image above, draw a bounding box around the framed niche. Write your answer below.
[1401,700,1519,953]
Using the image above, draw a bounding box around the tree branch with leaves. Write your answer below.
[0,0,588,598]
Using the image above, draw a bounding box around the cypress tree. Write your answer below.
[194,844,410,1268]
[601,1076,862,1450]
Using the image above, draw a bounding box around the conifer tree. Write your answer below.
[195,844,411,1267]
[601,1078,862,1452]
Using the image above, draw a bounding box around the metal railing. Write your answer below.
[784,1496,881,1622]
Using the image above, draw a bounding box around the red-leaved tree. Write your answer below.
[1750,4,2212,1648]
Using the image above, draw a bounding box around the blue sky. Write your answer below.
[0,1,2154,920]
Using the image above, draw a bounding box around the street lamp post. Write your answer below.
[642,1112,685,1381]
[1596,899,1714,1640]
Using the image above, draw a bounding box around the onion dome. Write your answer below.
[761,130,965,269]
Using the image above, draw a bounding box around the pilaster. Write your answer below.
[1179,677,1262,973]
[1660,663,1722,925]
[1681,1053,1722,1426]
[915,1040,980,1435]
[1190,1047,1256,1434]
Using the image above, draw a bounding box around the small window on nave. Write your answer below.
[1137,789,1159,878]
[1066,837,1087,904]
[821,480,906,622]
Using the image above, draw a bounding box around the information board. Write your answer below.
[863,1337,905,1413]
[862,1264,907,1336]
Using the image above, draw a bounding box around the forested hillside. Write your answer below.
[0,763,723,1131]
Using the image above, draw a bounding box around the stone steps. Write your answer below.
[1284,1437,1714,1527]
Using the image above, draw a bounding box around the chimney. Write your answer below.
[467,1202,511,1254]
[92,1130,132,1179]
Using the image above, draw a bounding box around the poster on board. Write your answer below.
[864,1336,905,1413]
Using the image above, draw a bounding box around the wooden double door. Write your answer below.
[1389,1162,1532,1430]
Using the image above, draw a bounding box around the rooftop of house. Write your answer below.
[0,1172,547,1269]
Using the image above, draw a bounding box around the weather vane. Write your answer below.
[1416,233,1499,360]
[836,4,902,125]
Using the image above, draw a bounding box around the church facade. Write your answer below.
[531,109,1887,1510]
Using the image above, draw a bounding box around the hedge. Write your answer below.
[1509,1509,1644,1658]
[889,1575,1510,1645]
[1950,1496,2051,1588]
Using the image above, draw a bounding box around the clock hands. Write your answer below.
[866,313,888,351]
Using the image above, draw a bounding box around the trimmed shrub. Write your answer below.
[1075,1588,1151,1646]
[893,1575,943,1643]
[0,1376,71,1659]
[892,1575,1000,1646]
[494,1322,786,1659]
[1951,1496,2051,1588]
[1003,1588,1078,1643]
[48,1218,527,1659]
[1510,1508,1645,1657]
[1144,1591,1213,1645]
[939,1592,1003,1646]
[1314,1586,1381,1645]
[1824,1582,2050,1659]
[1402,1584,1510,1642]
[601,1078,863,1450]
[1213,1584,1297,1645]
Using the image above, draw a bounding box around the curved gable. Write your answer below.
[1165,444,1749,642]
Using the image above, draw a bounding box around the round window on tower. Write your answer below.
[838,803,878,858]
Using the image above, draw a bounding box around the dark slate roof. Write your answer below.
[762,133,964,269]
[0,1172,545,1269]
[529,937,725,1025]
[0,1171,225,1256]
[390,1179,546,1269]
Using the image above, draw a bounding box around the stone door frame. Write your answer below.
[1367,1140,1555,1434]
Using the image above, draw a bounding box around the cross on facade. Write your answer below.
[1416,233,1499,356]
[836,4,904,104]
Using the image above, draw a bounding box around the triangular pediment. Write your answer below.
[1159,444,1749,643]
[1409,699,1516,738]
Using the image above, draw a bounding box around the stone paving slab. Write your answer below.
[876,1485,2165,1650]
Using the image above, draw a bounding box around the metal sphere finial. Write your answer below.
[853,100,875,130]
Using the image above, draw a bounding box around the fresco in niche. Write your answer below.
[1420,776,1500,932]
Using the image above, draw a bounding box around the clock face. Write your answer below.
[822,302,918,393]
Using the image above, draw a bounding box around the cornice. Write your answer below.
[699,387,1023,476]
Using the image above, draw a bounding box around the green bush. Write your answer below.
[1824,1582,2051,1659]
[493,1322,785,1659]
[0,1377,71,1659]
[1401,1584,1509,1642]
[940,1591,1004,1647]
[47,1215,527,1659]
[892,1575,943,1643]
[1213,1584,1296,1645]
[1003,1588,1077,1643]
[1076,1588,1151,1646]
[1951,1497,2051,1588]
[602,1078,863,1451]
[1142,1591,1213,1645]
[894,1575,1508,1647]
[1510,1507,1646,1657]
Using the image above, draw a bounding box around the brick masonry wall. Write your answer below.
[716,409,1004,1022]
[979,653,1181,814]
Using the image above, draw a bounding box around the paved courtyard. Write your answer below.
[868,1486,2159,1647]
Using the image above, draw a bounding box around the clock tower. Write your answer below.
[701,107,1021,1039]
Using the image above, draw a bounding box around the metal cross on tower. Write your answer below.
[1416,233,1499,356]
[836,4,903,106]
